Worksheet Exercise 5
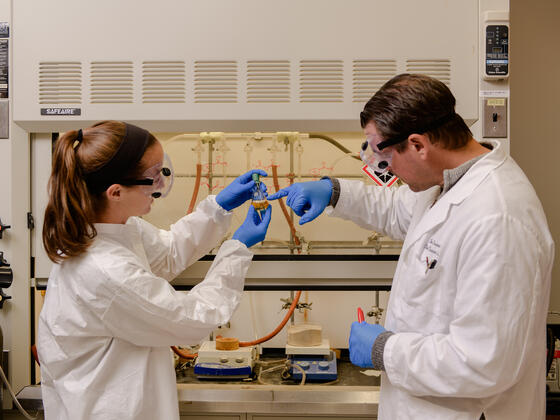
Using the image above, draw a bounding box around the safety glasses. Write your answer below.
[120,153,174,198]
[360,135,394,174]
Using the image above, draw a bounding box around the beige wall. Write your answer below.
[510,0,560,311]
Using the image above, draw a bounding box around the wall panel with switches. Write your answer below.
[483,97,507,138]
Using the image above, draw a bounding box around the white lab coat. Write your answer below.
[328,140,554,420]
[37,196,252,420]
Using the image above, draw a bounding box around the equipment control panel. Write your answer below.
[485,25,509,78]
[483,11,509,80]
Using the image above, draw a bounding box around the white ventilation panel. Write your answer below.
[14,0,478,131]
[406,59,452,86]
[352,60,397,103]
[90,61,133,104]
[142,61,185,103]
[38,62,81,104]
[299,60,344,103]
[247,61,290,103]
[194,61,238,103]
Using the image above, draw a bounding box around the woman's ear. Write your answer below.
[105,184,122,202]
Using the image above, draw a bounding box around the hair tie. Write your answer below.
[73,129,83,150]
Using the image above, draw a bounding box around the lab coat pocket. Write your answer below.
[399,257,449,331]
[406,263,443,307]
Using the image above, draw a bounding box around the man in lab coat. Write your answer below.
[268,74,554,420]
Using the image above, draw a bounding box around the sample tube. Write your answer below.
[251,173,269,219]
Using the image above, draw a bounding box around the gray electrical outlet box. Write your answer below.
[483,97,507,138]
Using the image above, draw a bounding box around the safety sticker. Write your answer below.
[361,164,398,187]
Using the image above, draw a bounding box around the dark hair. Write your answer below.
[42,120,157,263]
[360,74,473,152]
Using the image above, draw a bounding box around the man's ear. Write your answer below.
[105,184,122,202]
[407,134,431,159]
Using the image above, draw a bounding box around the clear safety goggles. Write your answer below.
[360,135,393,174]
[121,153,174,198]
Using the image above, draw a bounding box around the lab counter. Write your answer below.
[177,384,379,417]
[17,360,380,418]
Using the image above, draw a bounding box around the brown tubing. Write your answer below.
[171,346,197,359]
[171,290,302,357]
[31,344,40,366]
[239,290,302,347]
[187,163,203,214]
[171,287,300,358]
[271,165,301,253]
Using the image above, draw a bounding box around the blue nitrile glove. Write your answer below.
[266,179,332,225]
[349,321,386,368]
[232,205,272,248]
[216,169,268,211]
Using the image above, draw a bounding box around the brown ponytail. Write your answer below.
[42,120,156,263]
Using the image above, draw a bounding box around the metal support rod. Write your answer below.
[207,139,214,192]
[289,138,295,254]
[290,290,295,325]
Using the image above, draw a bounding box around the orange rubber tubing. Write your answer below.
[187,163,203,215]
[31,344,40,366]
[171,291,303,356]
[271,165,301,253]
[239,290,302,347]
[171,345,197,360]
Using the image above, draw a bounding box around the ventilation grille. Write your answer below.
[246,61,290,103]
[194,61,238,103]
[406,60,451,86]
[142,61,185,103]
[38,62,82,104]
[299,60,343,103]
[90,61,133,103]
[352,60,396,102]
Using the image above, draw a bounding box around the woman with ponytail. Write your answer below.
[38,121,272,420]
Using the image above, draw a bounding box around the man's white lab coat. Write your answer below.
[328,140,554,419]
[38,196,252,420]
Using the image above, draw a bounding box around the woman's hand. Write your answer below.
[216,169,268,211]
[232,205,272,248]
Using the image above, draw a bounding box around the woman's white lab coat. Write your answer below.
[327,140,554,419]
[38,196,252,420]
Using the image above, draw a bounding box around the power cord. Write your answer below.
[0,365,40,419]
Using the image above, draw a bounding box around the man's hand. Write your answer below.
[349,321,386,368]
[267,179,332,225]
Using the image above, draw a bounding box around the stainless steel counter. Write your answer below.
[17,383,380,416]
[17,360,381,417]
[178,383,380,416]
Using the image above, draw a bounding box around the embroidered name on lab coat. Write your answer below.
[422,238,441,271]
